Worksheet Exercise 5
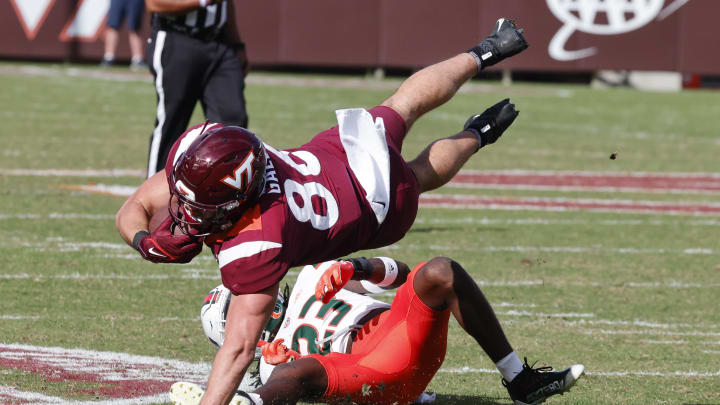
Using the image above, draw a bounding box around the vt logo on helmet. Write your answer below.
[168,125,267,236]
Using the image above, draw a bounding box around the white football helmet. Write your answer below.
[200,284,289,349]
[200,284,232,348]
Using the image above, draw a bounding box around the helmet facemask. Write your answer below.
[168,174,264,237]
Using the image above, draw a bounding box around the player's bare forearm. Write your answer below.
[381,53,477,129]
[146,0,212,14]
[115,171,170,246]
[200,284,279,405]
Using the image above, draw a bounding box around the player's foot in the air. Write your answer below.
[468,18,529,70]
[502,359,585,405]
[169,382,255,405]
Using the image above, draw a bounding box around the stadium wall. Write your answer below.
[1,0,718,75]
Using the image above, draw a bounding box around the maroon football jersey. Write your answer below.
[165,107,414,294]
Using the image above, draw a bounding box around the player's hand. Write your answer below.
[136,216,203,263]
[469,18,528,70]
[315,260,355,304]
[464,98,519,149]
[260,339,300,365]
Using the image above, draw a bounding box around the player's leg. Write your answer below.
[127,0,145,66]
[380,19,527,130]
[412,257,585,405]
[102,0,124,65]
[412,257,513,362]
[408,97,519,193]
[407,131,478,193]
[202,43,249,128]
[146,31,204,177]
[251,357,328,404]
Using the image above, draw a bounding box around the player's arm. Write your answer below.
[115,171,170,246]
[146,0,219,14]
[315,257,410,303]
[381,18,527,130]
[116,172,202,263]
[200,283,279,405]
[345,257,410,294]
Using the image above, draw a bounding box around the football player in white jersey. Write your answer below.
[172,256,584,405]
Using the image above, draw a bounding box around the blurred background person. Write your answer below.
[100,0,147,70]
[145,0,249,178]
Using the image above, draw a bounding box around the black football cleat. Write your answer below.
[502,358,584,405]
[468,18,529,69]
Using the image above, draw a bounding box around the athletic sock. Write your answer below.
[103,53,115,61]
[247,392,263,405]
[495,351,524,382]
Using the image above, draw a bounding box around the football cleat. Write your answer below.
[169,382,256,405]
[468,18,529,70]
[502,359,584,405]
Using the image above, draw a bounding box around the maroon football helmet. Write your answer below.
[168,125,267,236]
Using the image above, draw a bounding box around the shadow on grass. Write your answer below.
[433,393,508,405]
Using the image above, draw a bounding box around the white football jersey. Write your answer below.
[259,261,390,383]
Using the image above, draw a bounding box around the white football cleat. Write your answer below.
[169,381,255,405]
[169,382,203,405]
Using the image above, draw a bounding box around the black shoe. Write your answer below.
[502,358,584,405]
[99,57,114,67]
[468,18,529,69]
[130,59,148,72]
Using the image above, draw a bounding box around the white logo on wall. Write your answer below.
[10,0,110,41]
[546,0,690,61]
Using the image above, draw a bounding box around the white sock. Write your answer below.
[103,53,114,61]
[495,351,524,382]
[247,392,263,405]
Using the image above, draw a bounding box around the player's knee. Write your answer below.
[418,257,456,294]
[269,361,301,382]
[269,359,327,397]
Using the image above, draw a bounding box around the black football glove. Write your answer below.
[467,18,528,70]
[464,99,519,150]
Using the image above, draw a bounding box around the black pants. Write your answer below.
[146,28,248,177]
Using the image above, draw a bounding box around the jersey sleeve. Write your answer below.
[218,232,287,295]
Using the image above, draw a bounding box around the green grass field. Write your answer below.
[1,62,719,404]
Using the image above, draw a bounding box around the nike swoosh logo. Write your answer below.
[148,247,167,257]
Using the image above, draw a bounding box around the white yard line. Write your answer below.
[0,270,297,281]
[0,213,115,220]
[437,367,720,377]
[583,329,720,337]
[380,243,718,256]
[0,169,144,177]
[414,216,720,227]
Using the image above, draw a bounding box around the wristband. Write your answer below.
[198,0,210,7]
[132,230,150,251]
[466,46,493,72]
[348,257,373,280]
[376,257,399,287]
[359,257,398,293]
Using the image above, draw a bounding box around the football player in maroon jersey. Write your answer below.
[117,18,528,405]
